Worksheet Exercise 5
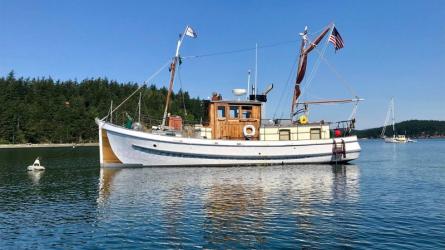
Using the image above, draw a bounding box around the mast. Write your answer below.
[161,26,189,128]
[138,92,142,123]
[391,98,396,137]
[291,24,332,117]
[381,99,391,138]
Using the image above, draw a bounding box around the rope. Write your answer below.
[313,48,357,98]
[272,53,298,119]
[181,29,324,61]
[101,60,171,120]
[348,101,359,121]
[307,26,327,37]
[177,65,188,116]
[182,40,297,59]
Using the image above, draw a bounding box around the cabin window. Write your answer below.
[217,106,226,118]
[310,128,321,140]
[279,129,291,141]
[241,106,252,119]
[229,106,239,119]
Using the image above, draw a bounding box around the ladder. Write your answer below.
[333,139,346,162]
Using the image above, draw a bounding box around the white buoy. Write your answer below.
[27,157,45,171]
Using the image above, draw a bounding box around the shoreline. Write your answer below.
[0,143,98,149]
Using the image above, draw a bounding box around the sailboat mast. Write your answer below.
[161,58,178,127]
[291,24,332,117]
[291,33,306,117]
[138,92,142,123]
[392,98,395,136]
[161,28,188,128]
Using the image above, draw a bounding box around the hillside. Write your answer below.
[0,71,203,144]
[2,72,443,143]
[354,120,445,138]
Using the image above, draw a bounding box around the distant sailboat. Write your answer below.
[381,98,409,143]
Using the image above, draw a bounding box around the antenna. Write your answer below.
[110,100,113,123]
[247,70,251,100]
[262,84,274,95]
[254,43,258,98]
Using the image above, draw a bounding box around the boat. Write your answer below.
[96,24,362,167]
[385,135,407,143]
[27,157,45,171]
[381,98,411,143]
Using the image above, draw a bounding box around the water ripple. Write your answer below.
[1,142,445,249]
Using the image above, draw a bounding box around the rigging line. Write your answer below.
[348,101,359,120]
[177,65,188,116]
[282,86,294,118]
[182,39,297,59]
[307,26,327,37]
[313,48,357,98]
[299,31,331,102]
[272,53,299,119]
[101,60,171,120]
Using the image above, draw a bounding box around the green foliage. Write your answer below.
[354,120,445,138]
[0,72,203,144]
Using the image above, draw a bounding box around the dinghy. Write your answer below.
[27,158,45,171]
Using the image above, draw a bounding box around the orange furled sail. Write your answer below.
[291,25,331,115]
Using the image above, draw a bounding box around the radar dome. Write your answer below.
[232,88,247,96]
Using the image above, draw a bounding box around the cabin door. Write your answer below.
[215,105,228,139]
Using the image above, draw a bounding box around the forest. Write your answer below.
[1,71,444,144]
[0,71,203,144]
[354,120,445,138]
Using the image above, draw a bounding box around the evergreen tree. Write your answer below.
[0,72,203,143]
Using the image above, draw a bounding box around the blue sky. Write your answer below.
[0,0,444,129]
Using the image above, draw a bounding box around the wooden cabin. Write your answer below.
[203,100,262,140]
[200,98,332,141]
[198,91,334,141]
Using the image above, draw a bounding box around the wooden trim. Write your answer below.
[101,129,122,164]
[208,101,262,140]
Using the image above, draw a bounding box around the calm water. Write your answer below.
[1,140,445,249]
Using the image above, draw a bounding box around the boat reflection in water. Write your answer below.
[28,170,44,185]
[97,165,360,247]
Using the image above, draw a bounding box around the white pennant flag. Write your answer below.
[185,26,197,38]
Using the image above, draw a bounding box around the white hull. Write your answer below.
[384,137,407,143]
[27,166,45,171]
[97,120,361,167]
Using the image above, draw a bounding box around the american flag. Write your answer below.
[329,27,344,51]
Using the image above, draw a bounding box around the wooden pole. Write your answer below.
[161,57,178,127]
[138,92,142,123]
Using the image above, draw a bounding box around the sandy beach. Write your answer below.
[0,143,98,149]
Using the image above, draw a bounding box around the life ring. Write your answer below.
[243,125,256,138]
[299,115,308,124]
